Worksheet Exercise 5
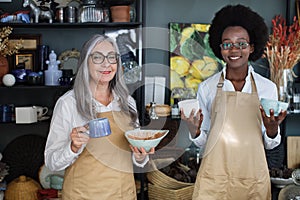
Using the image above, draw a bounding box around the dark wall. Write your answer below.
[1,0,296,78]
[142,0,294,83]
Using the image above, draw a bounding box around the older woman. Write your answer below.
[45,34,152,200]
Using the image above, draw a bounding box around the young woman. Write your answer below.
[181,5,287,199]
[44,34,153,200]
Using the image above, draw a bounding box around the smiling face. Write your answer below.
[88,40,118,87]
[221,26,254,70]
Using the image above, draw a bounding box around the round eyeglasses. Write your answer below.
[89,52,119,64]
[220,42,250,50]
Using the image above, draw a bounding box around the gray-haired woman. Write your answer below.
[45,34,153,200]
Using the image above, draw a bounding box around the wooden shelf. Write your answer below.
[0,22,142,29]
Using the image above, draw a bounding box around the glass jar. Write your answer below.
[293,93,300,113]
[79,0,103,22]
[123,60,141,84]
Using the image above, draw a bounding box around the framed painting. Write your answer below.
[8,34,41,71]
[9,34,41,50]
[15,52,35,70]
[169,22,223,102]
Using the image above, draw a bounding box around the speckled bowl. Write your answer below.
[260,98,289,117]
[125,129,169,152]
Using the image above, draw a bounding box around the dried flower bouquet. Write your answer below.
[264,15,300,96]
[0,26,23,57]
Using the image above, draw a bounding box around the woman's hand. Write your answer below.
[180,108,203,138]
[259,105,287,138]
[70,126,90,153]
[130,145,155,163]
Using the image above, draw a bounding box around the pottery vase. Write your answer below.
[0,56,9,85]
[110,5,130,22]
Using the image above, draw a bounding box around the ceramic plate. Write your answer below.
[270,177,294,188]
[58,49,80,74]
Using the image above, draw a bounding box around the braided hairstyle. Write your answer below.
[208,4,269,62]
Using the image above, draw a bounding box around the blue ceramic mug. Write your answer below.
[86,118,111,138]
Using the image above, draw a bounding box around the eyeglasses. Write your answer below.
[220,42,250,50]
[89,52,119,64]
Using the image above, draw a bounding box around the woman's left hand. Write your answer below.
[260,105,287,138]
[130,145,155,162]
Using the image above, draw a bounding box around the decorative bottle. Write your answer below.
[44,50,62,86]
[171,98,180,119]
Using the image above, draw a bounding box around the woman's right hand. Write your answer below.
[180,108,203,138]
[70,126,90,153]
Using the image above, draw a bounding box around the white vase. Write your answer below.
[279,69,294,102]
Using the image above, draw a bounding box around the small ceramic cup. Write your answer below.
[33,106,48,119]
[85,118,112,138]
[260,98,289,117]
[178,99,200,118]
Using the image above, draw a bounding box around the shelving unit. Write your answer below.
[0,0,146,150]
[0,1,148,198]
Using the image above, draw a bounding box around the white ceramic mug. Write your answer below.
[33,106,48,119]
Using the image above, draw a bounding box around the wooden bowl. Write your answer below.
[146,104,171,117]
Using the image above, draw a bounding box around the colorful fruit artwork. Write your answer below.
[169,22,223,100]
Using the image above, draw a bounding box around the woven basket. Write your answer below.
[147,169,193,190]
[5,175,41,200]
[148,183,194,200]
[147,159,194,200]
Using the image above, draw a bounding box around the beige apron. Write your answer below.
[193,73,271,200]
[62,111,137,200]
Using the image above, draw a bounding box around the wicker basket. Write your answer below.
[5,175,41,200]
[147,161,195,200]
[147,168,193,190]
[148,183,194,200]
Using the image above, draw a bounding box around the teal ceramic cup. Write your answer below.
[86,118,111,138]
[260,98,289,117]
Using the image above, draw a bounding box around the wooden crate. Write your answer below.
[287,136,300,168]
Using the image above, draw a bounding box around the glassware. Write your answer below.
[292,169,300,185]
[293,93,300,113]
[123,60,141,84]
[171,98,180,119]
[79,0,103,22]
[149,102,158,120]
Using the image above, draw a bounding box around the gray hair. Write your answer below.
[73,34,138,126]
